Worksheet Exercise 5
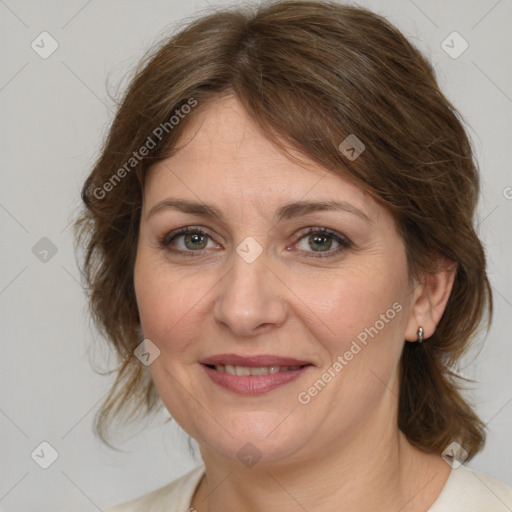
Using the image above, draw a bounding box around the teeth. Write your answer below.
[225,364,236,375]
[250,366,270,375]
[235,366,251,376]
[215,364,303,375]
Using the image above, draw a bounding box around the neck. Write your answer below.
[192,414,451,512]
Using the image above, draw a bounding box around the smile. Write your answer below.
[199,354,314,394]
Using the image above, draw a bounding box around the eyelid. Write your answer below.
[293,226,349,242]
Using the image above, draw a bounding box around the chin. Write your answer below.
[191,409,318,467]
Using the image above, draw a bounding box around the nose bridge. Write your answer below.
[213,243,287,336]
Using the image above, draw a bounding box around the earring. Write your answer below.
[417,326,424,343]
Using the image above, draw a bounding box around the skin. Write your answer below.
[134,94,456,511]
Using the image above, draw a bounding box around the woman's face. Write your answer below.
[134,95,418,466]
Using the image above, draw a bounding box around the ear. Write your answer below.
[404,259,457,342]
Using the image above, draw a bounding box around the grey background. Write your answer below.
[0,0,511,510]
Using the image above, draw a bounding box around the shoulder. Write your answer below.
[429,465,512,511]
[102,464,205,512]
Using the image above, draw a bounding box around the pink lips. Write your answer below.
[200,353,314,395]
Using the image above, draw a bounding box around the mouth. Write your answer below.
[204,363,307,375]
[199,354,314,394]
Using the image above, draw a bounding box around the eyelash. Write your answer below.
[160,226,352,259]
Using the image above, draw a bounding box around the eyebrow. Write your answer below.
[147,198,371,223]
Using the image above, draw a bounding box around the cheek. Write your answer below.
[134,250,226,367]
[292,259,409,352]
[293,271,408,416]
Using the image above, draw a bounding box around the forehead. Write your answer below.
[144,95,378,219]
[162,95,324,176]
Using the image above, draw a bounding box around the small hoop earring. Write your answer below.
[417,326,424,343]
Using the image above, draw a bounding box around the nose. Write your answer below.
[212,248,288,338]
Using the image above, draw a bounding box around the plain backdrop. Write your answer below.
[0,0,511,510]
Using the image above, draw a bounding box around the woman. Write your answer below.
[75,1,512,510]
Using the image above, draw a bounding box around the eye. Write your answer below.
[293,227,351,258]
[160,226,350,259]
[161,226,221,254]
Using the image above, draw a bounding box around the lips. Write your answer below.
[199,353,314,395]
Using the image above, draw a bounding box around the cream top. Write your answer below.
[103,463,512,511]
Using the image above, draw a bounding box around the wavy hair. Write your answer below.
[75,0,492,455]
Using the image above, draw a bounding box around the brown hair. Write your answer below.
[75,0,492,456]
